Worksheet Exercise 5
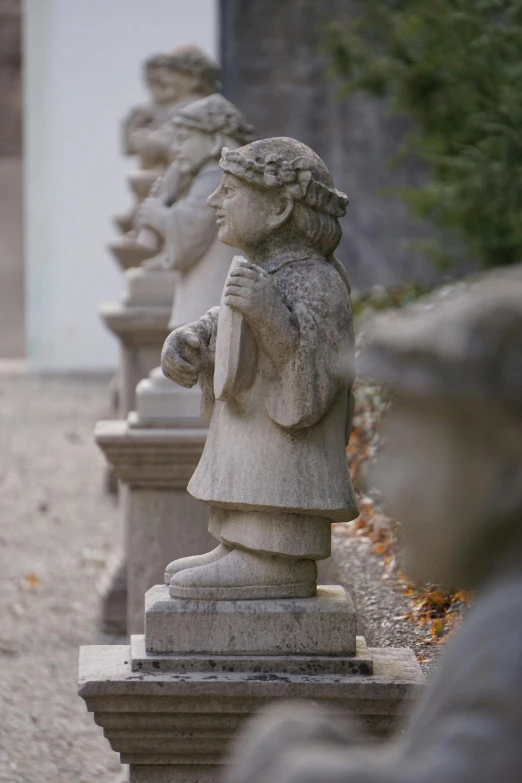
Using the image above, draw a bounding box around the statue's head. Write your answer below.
[144,45,221,105]
[168,93,254,174]
[207,137,348,257]
[360,269,522,588]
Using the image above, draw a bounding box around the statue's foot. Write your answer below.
[168,548,317,600]
[164,543,232,584]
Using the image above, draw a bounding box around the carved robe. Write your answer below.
[187,254,359,557]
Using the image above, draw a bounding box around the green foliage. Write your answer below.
[323,0,522,268]
[352,281,431,318]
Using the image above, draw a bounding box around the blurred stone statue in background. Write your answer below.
[161,137,359,599]
[135,92,254,309]
[111,45,221,267]
[226,268,522,783]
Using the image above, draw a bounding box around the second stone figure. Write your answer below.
[161,137,359,600]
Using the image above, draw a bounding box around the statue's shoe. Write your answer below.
[168,548,317,600]
[164,543,232,584]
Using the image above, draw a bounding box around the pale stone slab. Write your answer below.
[122,267,175,308]
[131,633,373,675]
[134,370,204,428]
[145,584,357,656]
[99,302,172,416]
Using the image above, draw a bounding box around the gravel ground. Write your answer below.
[0,372,432,783]
[323,531,440,676]
[0,372,124,783]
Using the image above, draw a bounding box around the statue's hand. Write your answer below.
[224,258,297,363]
[161,325,212,388]
[224,259,280,328]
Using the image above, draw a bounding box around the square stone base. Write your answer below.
[78,643,424,782]
[145,584,357,656]
[132,634,374,675]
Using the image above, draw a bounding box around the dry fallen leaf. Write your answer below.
[19,573,41,591]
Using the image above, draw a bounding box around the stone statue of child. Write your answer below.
[225,269,522,783]
[135,93,254,329]
[115,45,221,236]
[161,137,359,600]
[122,45,221,162]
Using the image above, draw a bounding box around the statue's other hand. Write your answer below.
[161,327,204,388]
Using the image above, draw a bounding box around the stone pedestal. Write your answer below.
[108,168,163,271]
[79,585,424,782]
[100,267,175,418]
[96,372,214,636]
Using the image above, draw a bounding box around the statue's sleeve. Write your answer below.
[264,264,355,430]
[197,306,219,422]
[164,169,222,273]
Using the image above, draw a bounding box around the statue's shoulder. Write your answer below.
[275,257,345,292]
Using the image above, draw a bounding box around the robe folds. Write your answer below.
[187,254,359,531]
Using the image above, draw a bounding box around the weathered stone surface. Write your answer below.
[78,643,424,778]
[145,584,356,656]
[135,370,203,427]
[112,47,222,267]
[131,634,373,676]
[122,267,175,308]
[162,137,358,600]
[135,92,254,326]
[226,270,522,783]
[96,419,207,489]
[98,94,256,633]
[82,133,424,783]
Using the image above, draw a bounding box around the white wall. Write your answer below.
[24,0,218,370]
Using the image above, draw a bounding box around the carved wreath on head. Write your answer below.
[219,148,349,218]
[263,154,312,199]
[173,100,254,147]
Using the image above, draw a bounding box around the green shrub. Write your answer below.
[323,0,522,269]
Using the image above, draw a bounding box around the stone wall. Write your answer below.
[0,0,21,155]
[220,0,447,291]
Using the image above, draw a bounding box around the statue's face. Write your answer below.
[372,398,499,587]
[208,173,285,250]
[169,126,215,173]
[147,68,193,104]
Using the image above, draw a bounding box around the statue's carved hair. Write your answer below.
[219,137,348,219]
[292,202,342,257]
[145,45,221,93]
[173,94,254,147]
[219,137,347,257]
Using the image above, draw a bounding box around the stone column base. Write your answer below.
[80,584,424,781]
[96,416,212,636]
[79,641,423,782]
